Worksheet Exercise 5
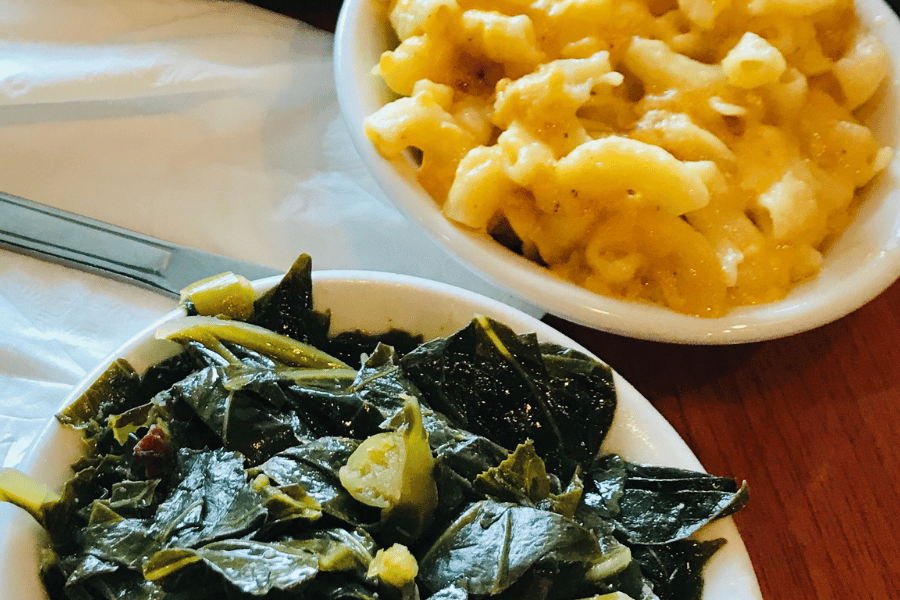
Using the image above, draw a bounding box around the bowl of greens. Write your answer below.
[0,255,761,600]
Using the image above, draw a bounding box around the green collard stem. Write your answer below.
[156,315,350,369]
[0,469,60,526]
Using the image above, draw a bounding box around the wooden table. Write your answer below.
[547,278,900,600]
[259,3,900,597]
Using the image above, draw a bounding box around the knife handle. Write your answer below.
[0,191,279,296]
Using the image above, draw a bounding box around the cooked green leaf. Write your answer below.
[108,479,160,518]
[474,440,551,505]
[588,456,749,545]
[255,438,381,528]
[252,475,323,523]
[57,359,141,436]
[631,538,727,600]
[540,347,617,464]
[78,518,162,572]
[419,500,608,596]
[151,448,265,549]
[171,367,301,465]
[250,254,331,347]
[146,539,321,595]
[400,317,617,478]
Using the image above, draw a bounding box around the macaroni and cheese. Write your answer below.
[365,0,892,317]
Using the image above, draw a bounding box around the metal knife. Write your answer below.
[0,191,282,297]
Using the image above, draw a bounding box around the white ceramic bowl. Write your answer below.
[334,0,900,344]
[0,271,761,600]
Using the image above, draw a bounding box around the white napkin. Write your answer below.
[0,0,534,470]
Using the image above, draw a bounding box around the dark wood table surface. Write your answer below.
[546,279,900,600]
[265,3,899,597]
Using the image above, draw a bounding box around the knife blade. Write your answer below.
[0,191,282,297]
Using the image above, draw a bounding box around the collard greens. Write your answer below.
[11,255,748,600]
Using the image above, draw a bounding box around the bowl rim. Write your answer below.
[333,0,900,345]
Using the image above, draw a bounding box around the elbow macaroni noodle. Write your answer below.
[364,0,892,317]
